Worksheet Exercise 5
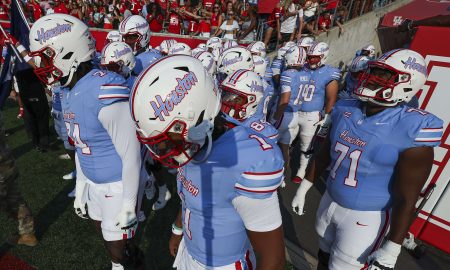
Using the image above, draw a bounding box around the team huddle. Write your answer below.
[4,11,443,270]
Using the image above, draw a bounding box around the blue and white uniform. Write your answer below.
[316,99,443,269]
[222,113,278,142]
[53,85,75,150]
[133,49,163,75]
[295,65,341,179]
[63,69,141,241]
[173,126,284,269]
[272,68,302,145]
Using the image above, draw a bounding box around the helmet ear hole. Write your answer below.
[62,52,73,60]
[195,110,205,127]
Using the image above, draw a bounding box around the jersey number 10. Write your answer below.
[295,84,316,104]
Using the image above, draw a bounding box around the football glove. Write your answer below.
[314,114,331,138]
[73,179,88,219]
[291,179,313,215]
[367,240,401,270]
[115,201,138,232]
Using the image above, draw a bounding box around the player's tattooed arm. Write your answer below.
[388,146,434,244]
[247,227,286,270]
[169,208,183,257]
[324,80,339,114]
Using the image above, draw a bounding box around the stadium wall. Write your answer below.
[315,0,412,68]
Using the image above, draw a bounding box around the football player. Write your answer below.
[119,15,162,75]
[221,69,278,141]
[292,42,340,183]
[168,42,192,55]
[340,55,370,99]
[100,41,136,87]
[130,55,286,269]
[292,49,443,270]
[271,45,307,175]
[29,14,142,270]
[160,39,178,55]
[105,30,121,45]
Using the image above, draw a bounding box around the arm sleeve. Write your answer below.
[413,113,444,147]
[280,73,292,94]
[98,102,141,209]
[235,155,284,200]
[232,192,282,232]
[327,67,342,84]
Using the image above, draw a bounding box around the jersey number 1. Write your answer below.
[330,142,361,187]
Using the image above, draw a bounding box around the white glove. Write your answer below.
[314,114,331,138]
[115,200,138,232]
[367,240,401,270]
[291,179,313,215]
[73,180,88,219]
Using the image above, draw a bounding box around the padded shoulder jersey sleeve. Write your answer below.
[280,71,293,94]
[326,66,342,85]
[98,73,130,106]
[271,59,282,76]
[235,143,284,199]
[409,109,444,147]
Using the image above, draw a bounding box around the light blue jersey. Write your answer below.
[299,65,341,112]
[62,69,130,184]
[340,72,358,98]
[222,113,278,141]
[178,125,284,266]
[279,68,305,112]
[271,58,285,76]
[327,99,443,211]
[126,75,136,89]
[255,79,275,119]
[52,86,63,111]
[133,49,163,75]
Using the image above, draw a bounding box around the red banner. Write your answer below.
[381,0,450,27]
[409,26,450,255]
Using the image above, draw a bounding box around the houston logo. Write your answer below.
[150,72,198,121]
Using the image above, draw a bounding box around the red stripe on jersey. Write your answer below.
[243,169,284,176]
[235,261,243,270]
[235,186,278,194]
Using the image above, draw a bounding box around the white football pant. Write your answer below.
[274,111,299,145]
[316,191,391,270]
[295,111,321,179]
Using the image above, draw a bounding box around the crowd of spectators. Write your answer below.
[0,0,395,43]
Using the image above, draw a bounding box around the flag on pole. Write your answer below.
[0,0,31,108]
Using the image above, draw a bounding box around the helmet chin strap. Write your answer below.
[188,120,214,163]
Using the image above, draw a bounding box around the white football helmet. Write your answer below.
[217,47,254,80]
[211,47,223,62]
[221,69,264,121]
[206,37,222,51]
[355,49,427,107]
[100,41,135,78]
[223,40,238,50]
[284,41,296,49]
[276,46,289,60]
[105,30,121,45]
[297,36,315,50]
[168,42,191,55]
[194,51,216,77]
[28,14,95,86]
[348,55,370,73]
[252,55,267,77]
[361,44,376,58]
[119,15,151,53]
[191,47,205,56]
[284,45,307,68]
[160,39,177,55]
[197,43,206,49]
[307,42,329,69]
[130,55,220,168]
[247,41,266,58]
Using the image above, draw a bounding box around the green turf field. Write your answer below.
[0,99,294,270]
